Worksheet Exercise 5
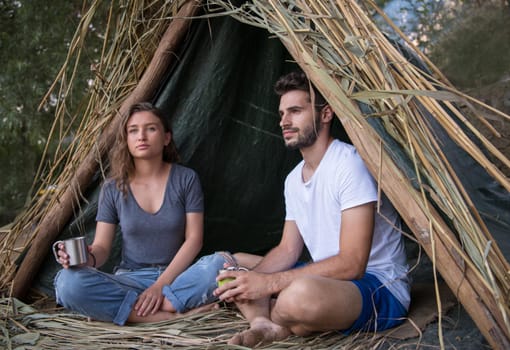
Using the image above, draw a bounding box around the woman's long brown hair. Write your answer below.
[108,102,180,196]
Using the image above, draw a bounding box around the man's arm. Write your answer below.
[253,220,304,273]
[214,219,303,300]
[216,202,375,301]
[290,202,375,280]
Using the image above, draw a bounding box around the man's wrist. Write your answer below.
[268,270,291,295]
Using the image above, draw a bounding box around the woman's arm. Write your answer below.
[56,221,116,269]
[156,212,203,285]
[134,212,203,316]
[88,221,117,268]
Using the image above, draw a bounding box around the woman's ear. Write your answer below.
[164,131,172,146]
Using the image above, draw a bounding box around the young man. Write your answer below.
[214,71,410,347]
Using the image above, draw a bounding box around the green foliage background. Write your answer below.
[430,4,510,88]
[373,0,510,88]
[0,0,104,225]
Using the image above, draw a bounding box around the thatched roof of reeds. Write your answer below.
[1,0,509,348]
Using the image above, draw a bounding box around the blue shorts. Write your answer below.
[344,273,407,333]
[54,252,231,325]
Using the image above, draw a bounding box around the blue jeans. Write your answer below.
[54,252,230,325]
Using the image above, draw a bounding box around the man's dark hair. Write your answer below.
[274,71,328,113]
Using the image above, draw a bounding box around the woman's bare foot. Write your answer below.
[228,316,291,347]
[180,302,219,316]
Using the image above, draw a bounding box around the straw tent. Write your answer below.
[1,0,510,348]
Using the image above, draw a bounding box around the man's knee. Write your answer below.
[282,275,322,301]
[272,276,319,323]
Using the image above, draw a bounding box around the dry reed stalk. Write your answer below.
[206,0,510,340]
[1,0,509,347]
[0,0,185,291]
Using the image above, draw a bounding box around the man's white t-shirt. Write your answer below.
[284,139,410,309]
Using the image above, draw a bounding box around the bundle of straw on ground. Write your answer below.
[2,296,403,349]
[1,0,509,349]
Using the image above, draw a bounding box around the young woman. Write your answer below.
[54,102,235,325]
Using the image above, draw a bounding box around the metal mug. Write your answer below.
[52,236,88,266]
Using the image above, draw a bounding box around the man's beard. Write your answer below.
[284,116,322,150]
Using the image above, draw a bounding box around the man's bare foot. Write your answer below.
[228,317,291,347]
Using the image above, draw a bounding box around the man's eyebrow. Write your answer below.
[279,104,303,111]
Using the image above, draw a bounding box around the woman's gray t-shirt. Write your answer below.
[96,164,204,269]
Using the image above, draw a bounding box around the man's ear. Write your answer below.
[321,105,334,123]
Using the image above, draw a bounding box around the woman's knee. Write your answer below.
[165,252,236,311]
[54,268,94,305]
[192,252,234,278]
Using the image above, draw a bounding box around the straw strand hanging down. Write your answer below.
[207,0,510,334]
[0,0,185,292]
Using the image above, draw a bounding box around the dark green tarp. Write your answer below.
[35,12,304,294]
[34,11,510,296]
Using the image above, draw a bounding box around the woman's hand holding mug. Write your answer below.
[52,236,89,268]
